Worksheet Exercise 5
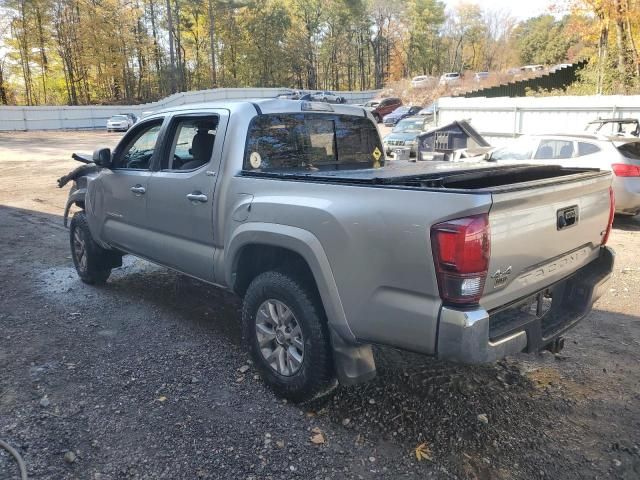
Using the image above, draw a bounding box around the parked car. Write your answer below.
[585,118,640,137]
[411,75,432,89]
[382,115,432,157]
[474,71,489,82]
[363,100,380,109]
[277,90,304,100]
[488,134,640,215]
[106,113,137,132]
[520,65,544,72]
[382,105,422,126]
[60,99,614,402]
[417,103,438,119]
[369,97,402,123]
[310,91,346,104]
[439,72,461,85]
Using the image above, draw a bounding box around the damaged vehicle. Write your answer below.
[59,99,614,403]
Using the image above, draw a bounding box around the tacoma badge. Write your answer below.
[491,266,512,288]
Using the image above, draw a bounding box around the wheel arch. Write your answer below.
[225,223,354,342]
[63,188,87,227]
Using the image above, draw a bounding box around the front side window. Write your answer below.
[113,120,163,169]
[534,139,574,160]
[162,116,218,171]
[244,113,382,171]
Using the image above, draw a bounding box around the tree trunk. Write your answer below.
[0,62,9,104]
[35,4,48,104]
[166,0,177,92]
[207,0,217,88]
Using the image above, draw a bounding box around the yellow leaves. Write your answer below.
[309,427,326,445]
[414,442,432,462]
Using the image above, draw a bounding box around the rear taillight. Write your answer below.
[431,214,490,306]
[602,187,615,245]
[611,163,640,177]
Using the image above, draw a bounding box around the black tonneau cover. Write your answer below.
[240,160,608,193]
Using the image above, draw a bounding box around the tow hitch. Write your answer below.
[544,336,565,354]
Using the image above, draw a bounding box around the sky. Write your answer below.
[444,0,559,20]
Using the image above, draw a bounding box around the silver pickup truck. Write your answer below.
[60,99,615,402]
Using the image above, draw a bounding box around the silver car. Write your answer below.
[488,134,640,215]
[106,114,137,132]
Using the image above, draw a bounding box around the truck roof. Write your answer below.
[147,98,369,117]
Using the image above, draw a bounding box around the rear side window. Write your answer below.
[618,142,640,160]
[577,142,601,156]
[534,139,574,159]
[244,113,383,171]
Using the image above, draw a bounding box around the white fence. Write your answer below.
[0,88,380,131]
[437,95,640,146]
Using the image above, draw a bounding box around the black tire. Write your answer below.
[242,270,335,402]
[69,211,112,285]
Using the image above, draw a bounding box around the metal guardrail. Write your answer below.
[0,88,381,131]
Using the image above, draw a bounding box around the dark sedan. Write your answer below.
[382,105,422,126]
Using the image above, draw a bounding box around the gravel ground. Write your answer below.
[1,131,639,480]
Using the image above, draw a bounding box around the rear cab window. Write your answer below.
[243,113,384,172]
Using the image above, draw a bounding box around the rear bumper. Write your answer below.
[436,246,614,363]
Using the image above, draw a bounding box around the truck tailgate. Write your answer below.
[482,172,612,311]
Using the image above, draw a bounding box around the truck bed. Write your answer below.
[241,160,610,193]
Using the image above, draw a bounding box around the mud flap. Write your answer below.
[330,329,377,386]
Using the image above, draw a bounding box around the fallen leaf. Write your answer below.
[310,428,325,445]
[157,396,167,403]
[415,443,432,462]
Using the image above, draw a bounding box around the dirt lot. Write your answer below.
[1,130,639,480]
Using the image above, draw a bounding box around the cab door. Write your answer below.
[143,110,229,282]
[88,117,165,256]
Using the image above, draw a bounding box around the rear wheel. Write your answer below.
[242,270,335,402]
[70,211,113,285]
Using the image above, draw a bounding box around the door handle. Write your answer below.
[186,192,208,203]
[130,185,146,195]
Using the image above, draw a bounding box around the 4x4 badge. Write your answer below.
[491,266,512,288]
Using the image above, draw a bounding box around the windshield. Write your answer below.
[393,118,424,133]
[110,115,128,120]
[393,107,409,114]
[491,136,538,161]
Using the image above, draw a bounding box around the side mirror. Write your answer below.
[93,147,111,167]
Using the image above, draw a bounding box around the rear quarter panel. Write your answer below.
[226,176,492,354]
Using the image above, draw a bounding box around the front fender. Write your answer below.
[63,187,87,227]
[224,222,355,343]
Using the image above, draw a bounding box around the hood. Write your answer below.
[384,131,420,142]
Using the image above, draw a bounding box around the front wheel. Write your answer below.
[242,270,336,402]
[69,211,113,285]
